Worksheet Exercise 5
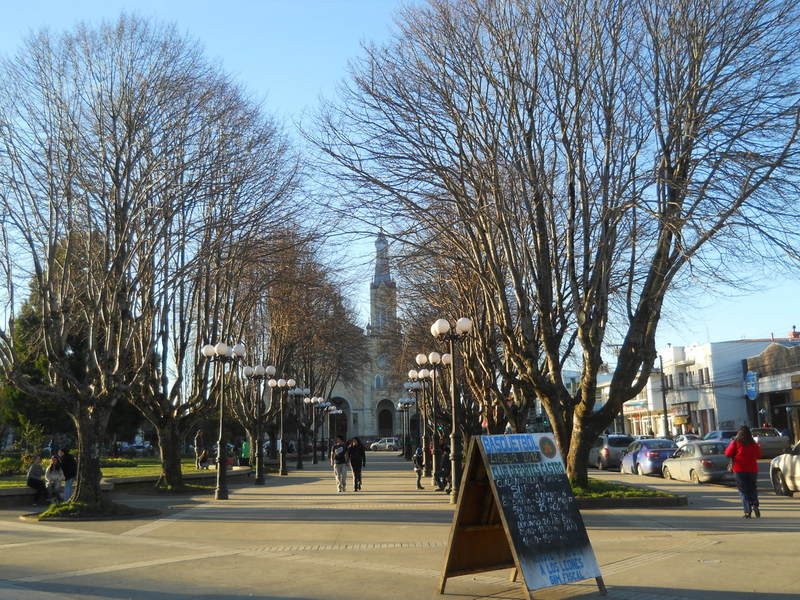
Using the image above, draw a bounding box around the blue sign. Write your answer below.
[745,371,759,401]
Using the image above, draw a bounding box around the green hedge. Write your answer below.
[0,457,22,476]
[99,458,138,468]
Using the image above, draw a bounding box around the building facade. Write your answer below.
[617,337,800,437]
[326,233,403,440]
[744,338,800,442]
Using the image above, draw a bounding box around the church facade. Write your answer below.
[327,233,403,440]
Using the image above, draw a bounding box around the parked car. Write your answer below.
[751,427,791,459]
[661,441,730,484]
[588,434,635,470]
[769,441,800,496]
[674,434,700,448]
[370,437,400,451]
[620,439,677,475]
[703,430,737,443]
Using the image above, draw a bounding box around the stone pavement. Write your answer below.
[0,453,798,600]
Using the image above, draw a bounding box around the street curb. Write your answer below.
[577,494,688,509]
[18,507,162,522]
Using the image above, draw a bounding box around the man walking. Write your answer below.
[330,435,348,492]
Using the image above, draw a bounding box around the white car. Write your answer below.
[674,434,700,448]
[370,437,399,451]
[770,441,800,496]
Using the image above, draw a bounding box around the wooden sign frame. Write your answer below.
[439,435,606,599]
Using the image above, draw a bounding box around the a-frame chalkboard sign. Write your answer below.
[439,434,606,599]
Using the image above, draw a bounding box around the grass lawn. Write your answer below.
[572,478,674,498]
[0,458,199,488]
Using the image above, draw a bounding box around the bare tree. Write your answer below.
[0,15,298,504]
[311,0,800,484]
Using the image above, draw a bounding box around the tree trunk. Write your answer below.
[155,422,183,489]
[267,428,277,459]
[565,424,594,487]
[71,409,109,507]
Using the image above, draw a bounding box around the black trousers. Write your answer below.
[27,478,48,504]
[351,464,363,489]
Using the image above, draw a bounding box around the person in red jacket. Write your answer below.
[725,425,762,518]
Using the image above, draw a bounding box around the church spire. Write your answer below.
[372,231,394,287]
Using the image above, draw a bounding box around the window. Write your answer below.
[668,375,674,389]
[375,375,383,388]
[703,368,710,384]
[678,372,685,387]
[698,370,704,385]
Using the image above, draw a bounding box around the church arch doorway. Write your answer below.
[376,399,395,437]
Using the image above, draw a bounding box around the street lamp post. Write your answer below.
[658,355,671,439]
[398,398,414,459]
[415,353,434,478]
[431,317,473,504]
[242,363,276,485]
[269,376,295,476]
[202,341,246,500]
[295,387,310,470]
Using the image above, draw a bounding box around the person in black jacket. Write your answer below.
[57,448,77,502]
[412,447,424,490]
[346,437,366,491]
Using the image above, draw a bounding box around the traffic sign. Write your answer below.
[744,371,759,401]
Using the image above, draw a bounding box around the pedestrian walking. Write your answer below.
[330,435,348,492]
[412,447,425,490]
[57,447,77,502]
[194,430,205,470]
[436,447,452,494]
[44,455,65,503]
[725,425,762,518]
[346,437,366,491]
[26,456,48,506]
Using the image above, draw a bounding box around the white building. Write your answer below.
[618,338,800,437]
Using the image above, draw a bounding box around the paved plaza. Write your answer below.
[0,454,798,600]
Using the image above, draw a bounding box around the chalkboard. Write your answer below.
[440,434,604,599]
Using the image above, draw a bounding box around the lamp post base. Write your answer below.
[450,432,462,504]
[279,450,287,476]
[216,449,228,500]
[215,462,228,500]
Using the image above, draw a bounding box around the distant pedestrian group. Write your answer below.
[26,447,77,506]
[329,436,366,492]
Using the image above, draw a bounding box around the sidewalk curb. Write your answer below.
[577,494,688,509]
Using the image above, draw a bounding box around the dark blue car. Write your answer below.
[620,438,677,476]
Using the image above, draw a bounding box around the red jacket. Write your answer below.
[725,439,761,473]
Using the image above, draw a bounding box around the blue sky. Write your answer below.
[1,0,797,348]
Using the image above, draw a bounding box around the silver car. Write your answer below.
[588,434,635,470]
[751,428,791,459]
[661,441,730,484]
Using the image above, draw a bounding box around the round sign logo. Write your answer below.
[539,436,557,459]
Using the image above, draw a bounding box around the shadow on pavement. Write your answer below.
[2,581,319,600]
[181,507,453,524]
[526,584,800,599]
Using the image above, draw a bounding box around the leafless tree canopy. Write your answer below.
[0,16,301,498]
[312,0,800,482]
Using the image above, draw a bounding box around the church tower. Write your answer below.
[369,232,397,333]
[368,232,399,437]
